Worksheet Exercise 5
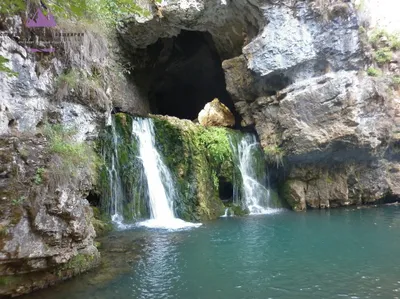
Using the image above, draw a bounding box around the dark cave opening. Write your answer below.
[134,30,240,122]
[219,178,233,203]
[87,190,100,207]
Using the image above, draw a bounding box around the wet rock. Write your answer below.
[198,98,235,127]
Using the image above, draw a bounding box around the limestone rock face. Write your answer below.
[0,136,100,296]
[0,16,149,296]
[252,71,394,161]
[198,99,235,127]
[253,71,400,210]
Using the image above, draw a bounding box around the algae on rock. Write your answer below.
[152,115,245,220]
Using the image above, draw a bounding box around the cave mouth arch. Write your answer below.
[134,30,240,122]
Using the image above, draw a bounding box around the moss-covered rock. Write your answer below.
[152,115,235,220]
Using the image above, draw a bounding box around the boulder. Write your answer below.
[198,98,235,127]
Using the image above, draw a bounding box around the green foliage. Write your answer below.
[91,0,151,25]
[12,196,26,206]
[0,0,150,26]
[44,123,100,179]
[0,0,26,15]
[369,29,400,68]
[393,75,400,87]
[56,69,80,89]
[61,253,97,274]
[264,145,284,167]
[0,225,7,237]
[355,0,366,11]
[374,47,393,65]
[370,29,400,51]
[33,168,45,185]
[195,128,233,167]
[367,67,381,77]
[0,56,17,77]
[359,26,366,34]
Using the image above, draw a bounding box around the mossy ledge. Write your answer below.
[151,114,245,221]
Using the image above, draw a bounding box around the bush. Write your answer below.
[44,124,100,183]
[367,67,382,77]
[374,47,393,65]
[370,29,400,51]
[34,168,45,185]
[0,56,17,77]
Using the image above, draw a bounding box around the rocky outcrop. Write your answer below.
[198,98,235,127]
[253,71,394,160]
[248,71,400,210]
[0,135,100,296]
[0,15,149,296]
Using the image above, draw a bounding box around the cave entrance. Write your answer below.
[135,30,239,122]
[219,178,233,203]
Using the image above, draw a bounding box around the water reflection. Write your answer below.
[131,232,184,299]
[21,206,400,299]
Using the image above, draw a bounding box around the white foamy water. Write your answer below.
[234,134,280,215]
[131,118,201,230]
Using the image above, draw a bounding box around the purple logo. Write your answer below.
[26,8,56,28]
[27,48,55,53]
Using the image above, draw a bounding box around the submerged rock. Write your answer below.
[198,98,235,127]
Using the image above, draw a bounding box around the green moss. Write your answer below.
[0,225,7,237]
[280,180,303,211]
[264,145,285,166]
[61,253,97,273]
[326,176,334,184]
[91,207,113,236]
[0,275,21,287]
[152,116,234,221]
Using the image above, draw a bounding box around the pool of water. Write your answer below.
[23,206,400,299]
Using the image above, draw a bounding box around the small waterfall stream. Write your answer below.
[103,117,125,226]
[131,118,201,229]
[233,134,277,214]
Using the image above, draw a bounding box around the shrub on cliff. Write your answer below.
[43,123,100,186]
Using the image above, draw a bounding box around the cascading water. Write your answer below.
[102,117,126,228]
[131,118,201,229]
[232,134,277,214]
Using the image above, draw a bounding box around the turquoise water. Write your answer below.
[24,206,400,299]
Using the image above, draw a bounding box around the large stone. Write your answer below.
[252,71,394,162]
[198,98,235,127]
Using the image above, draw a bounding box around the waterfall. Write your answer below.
[103,117,126,228]
[232,134,277,214]
[131,118,201,229]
